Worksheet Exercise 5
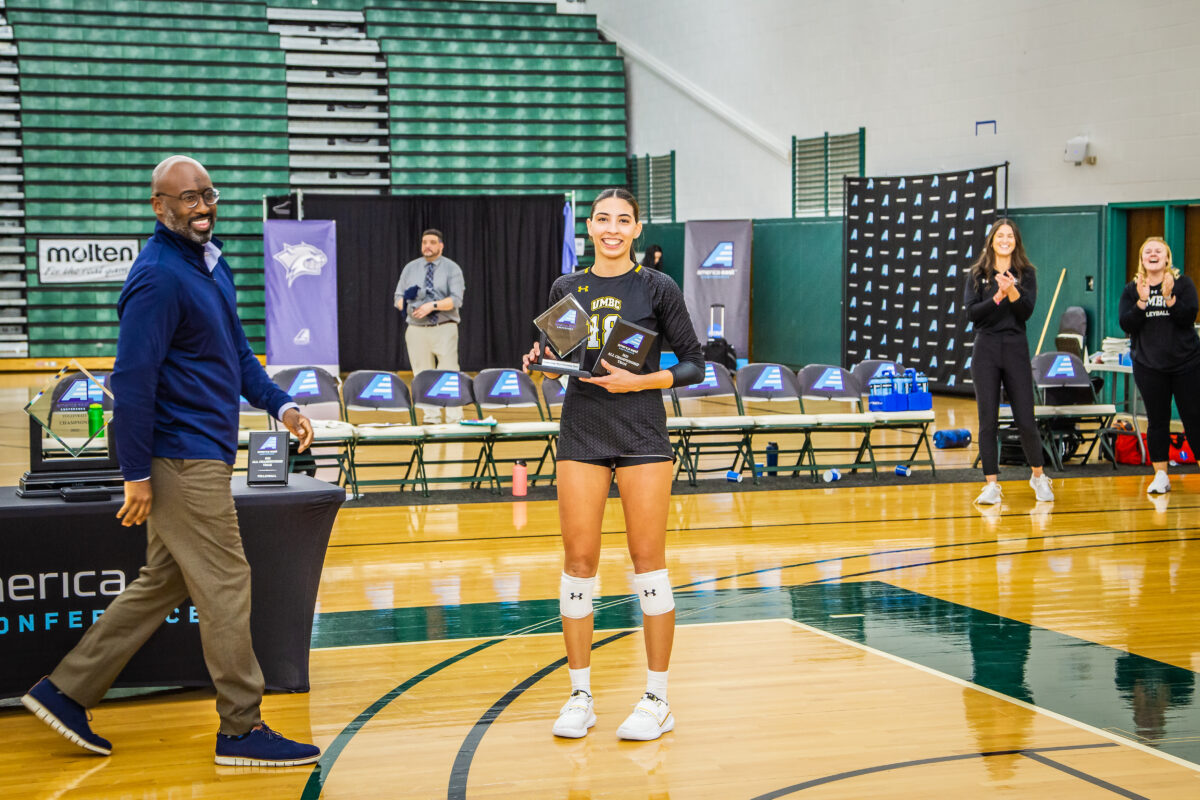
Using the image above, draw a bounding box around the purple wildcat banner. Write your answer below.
[263,220,339,372]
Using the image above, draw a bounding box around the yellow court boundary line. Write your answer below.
[782,617,1200,775]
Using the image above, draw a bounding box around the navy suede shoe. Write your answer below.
[215,722,320,767]
[21,677,112,756]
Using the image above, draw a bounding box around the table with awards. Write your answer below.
[0,475,344,699]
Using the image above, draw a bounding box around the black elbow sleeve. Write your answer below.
[669,360,704,388]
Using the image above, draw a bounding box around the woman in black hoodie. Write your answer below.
[1118,236,1200,495]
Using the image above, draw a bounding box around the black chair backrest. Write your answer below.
[1031,352,1092,390]
[410,369,477,410]
[1058,306,1087,338]
[1054,306,1087,359]
[540,375,567,419]
[342,370,413,412]
[736,363,802,402]
[797,364,862,403]
[274,366,342,406]
[475,368,543,414]
[673,361,738,400]
[850,360,900,393]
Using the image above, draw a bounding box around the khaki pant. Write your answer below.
[51,458,264,735]
[406,322,462,422]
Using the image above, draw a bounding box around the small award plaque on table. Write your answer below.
[247,430,289,486]
[528,294,593,379]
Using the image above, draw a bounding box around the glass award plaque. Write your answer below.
[19,360,123,498]
[529,294,592,378]
[593,319,657,375]
[247,430,289,486]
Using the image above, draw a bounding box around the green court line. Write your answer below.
[311,577,1199,771]
[303,535,1200,796]
[300,638,503,800]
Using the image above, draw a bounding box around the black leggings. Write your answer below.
[971,331,1044,474]
[1131,361,1200,463]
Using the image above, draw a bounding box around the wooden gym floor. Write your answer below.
[1,371,1198,798]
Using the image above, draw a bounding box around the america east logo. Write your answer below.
[698,241,736,279]
[617,333,645,354]
[272,241,329,288]
[554,308,579,329]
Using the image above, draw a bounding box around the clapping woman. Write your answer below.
[1118,237,1200,494]
[964,219,1055,504]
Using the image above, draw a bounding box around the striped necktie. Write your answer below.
[424,261,437,323]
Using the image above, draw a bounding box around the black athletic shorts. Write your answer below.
[564,454,674,469]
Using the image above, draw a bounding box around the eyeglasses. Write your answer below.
[155,188,220,208]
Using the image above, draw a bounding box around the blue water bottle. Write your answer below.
[766,441,779,476]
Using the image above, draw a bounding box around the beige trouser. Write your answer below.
[51,458,264,735]
[406,321,462,422]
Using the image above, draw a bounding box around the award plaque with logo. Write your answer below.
[19,361,124,499]
[529,294,592,378]
[247,430,289,486]
[593,319,657,375]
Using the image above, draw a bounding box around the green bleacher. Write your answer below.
[370,1,624,243]
[9,0,284,357]
[8,0,628,358]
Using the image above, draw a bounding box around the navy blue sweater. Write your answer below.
[111,222,293,481]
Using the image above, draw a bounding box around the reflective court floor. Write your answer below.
[2,472,1199,798]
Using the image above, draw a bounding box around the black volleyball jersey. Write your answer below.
[547,264,703,460]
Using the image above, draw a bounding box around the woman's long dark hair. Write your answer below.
[642,244,663,268]
[969,218,1035,283]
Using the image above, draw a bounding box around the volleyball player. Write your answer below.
[964,218,1055,504]
[522,188,703,741]
[1118,237,1200,494]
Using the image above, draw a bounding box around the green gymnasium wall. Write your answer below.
[644,206,1106,370]
[1008,207,1105,356]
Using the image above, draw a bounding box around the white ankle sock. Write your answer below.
[568,667,591,695]
[646,669,668,701]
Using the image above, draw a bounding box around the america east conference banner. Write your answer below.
[683,220,752,358]
[263,220,339,372]
[843,166,1001,392]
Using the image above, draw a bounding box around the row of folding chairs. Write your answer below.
[246,366,569,497]
[666,359,937,484]
[244,358,939,495]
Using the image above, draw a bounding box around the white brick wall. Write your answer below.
[591,0,1200,219]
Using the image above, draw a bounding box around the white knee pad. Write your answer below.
[633,569,675,616]
[560,573,596,619]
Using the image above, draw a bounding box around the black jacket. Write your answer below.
[964,268,1038,336]
[1118,275,1200,372]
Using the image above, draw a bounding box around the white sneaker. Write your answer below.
[616,692,674,741]
[1147,470,1171,495]
[552,690,595,739]
[1029,474,1055,502]
[975,482,1003,505]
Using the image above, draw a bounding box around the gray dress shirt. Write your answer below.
[395,255,465,326]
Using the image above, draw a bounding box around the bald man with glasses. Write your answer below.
[21,156,323,768]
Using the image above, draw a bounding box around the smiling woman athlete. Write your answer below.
[523,187,703,741]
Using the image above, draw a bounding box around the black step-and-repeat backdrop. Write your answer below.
[843,165,1006,392]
